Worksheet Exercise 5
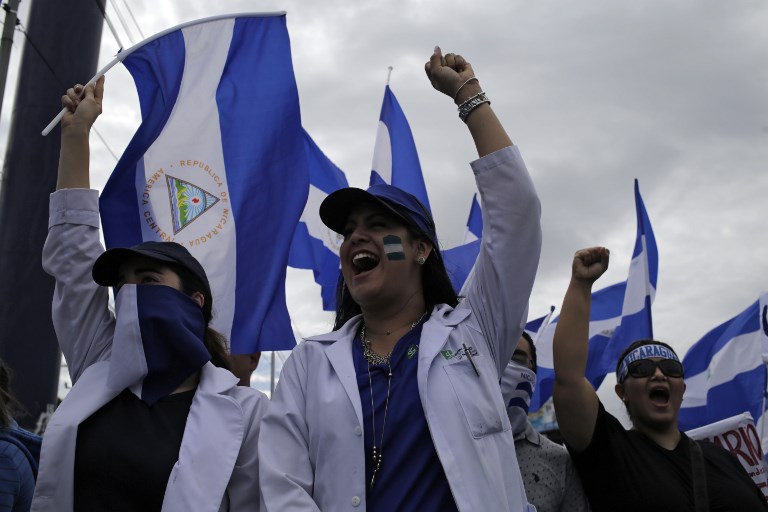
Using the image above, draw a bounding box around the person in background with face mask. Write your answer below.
[502,332,590,512]
[259,47,542,511]
[553,246,767,511]
[33,77,267,512]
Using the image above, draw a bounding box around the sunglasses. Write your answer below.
[626,359,684,380]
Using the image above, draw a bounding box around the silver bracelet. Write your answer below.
[458,91,490,123]
[452,77,479,103]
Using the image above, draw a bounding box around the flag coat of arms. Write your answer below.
[100,13,308,353]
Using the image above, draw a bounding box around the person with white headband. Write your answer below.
[552,246,766,511]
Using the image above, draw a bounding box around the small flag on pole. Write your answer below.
[369,85,431,212]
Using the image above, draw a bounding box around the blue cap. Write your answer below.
[320,184,438,248]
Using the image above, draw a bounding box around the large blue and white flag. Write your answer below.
[531,181,658,412]
[679,293,768,447]
[288,130,349,311]
[599,179,658,368]
[369,85,431,212]
[100,14,308,354]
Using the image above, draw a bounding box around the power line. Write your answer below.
[14,21,119,161]
[91,0,124,49]
[107,0,134,45]
[119,0,144,40]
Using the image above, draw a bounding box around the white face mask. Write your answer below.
[500,360,537,435]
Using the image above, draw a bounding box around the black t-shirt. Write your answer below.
[568,401,767,512]
[74,388,195,511]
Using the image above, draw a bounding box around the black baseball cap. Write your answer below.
[92,241,211,298]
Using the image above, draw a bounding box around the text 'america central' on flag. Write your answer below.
[99,13,308,354]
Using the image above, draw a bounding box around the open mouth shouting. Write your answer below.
[352,251,380,275]
[648,386,670,407]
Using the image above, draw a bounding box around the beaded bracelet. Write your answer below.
[458,91,490,123]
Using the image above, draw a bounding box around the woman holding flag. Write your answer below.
[259,47,541,511]
[552,246,767,511]
[33,78,266,511]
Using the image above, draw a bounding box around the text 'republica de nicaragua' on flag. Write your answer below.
[99,13,309,354]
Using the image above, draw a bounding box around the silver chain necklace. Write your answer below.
[360,310,427,489]
[360,310,428,366]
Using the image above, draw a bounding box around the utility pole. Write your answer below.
[0,0,106,429]
[0,0,21,120]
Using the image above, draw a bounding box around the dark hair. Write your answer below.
[520,331,537,373]
[171,264,232,371]
[332,217,459,331]
[0,360,15,428]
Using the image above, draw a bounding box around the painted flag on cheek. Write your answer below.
[382,235,405,261]
[99,14,308,353]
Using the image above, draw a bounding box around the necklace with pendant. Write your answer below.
[360,310,427,489]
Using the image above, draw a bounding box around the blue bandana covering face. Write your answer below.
[617,343,680,384]
[108,284,211,405]
[500,361,537,435]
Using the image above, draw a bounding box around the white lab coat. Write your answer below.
[33,189,266,512]
[259,146,542,511]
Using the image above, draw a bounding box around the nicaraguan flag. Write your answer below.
[100,14,308,353]
[531,181,658,412]
[679,292,768,458]
[288,130,349,311]
[369,85,431,212]
[599,179,658,369]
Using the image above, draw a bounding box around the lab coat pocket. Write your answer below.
[443,360,508,439]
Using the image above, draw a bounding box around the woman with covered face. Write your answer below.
[33,78,267,511]
[553,246,767,511]
[259,47,542,511]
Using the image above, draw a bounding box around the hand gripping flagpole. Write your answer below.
[41,11,286,136]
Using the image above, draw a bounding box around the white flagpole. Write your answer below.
[41,11,286,136]
[533,305,556,345]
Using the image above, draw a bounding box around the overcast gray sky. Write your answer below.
[2,0,766,402]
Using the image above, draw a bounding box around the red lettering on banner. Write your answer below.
[722,429,756,466]
[744,424,764,463]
